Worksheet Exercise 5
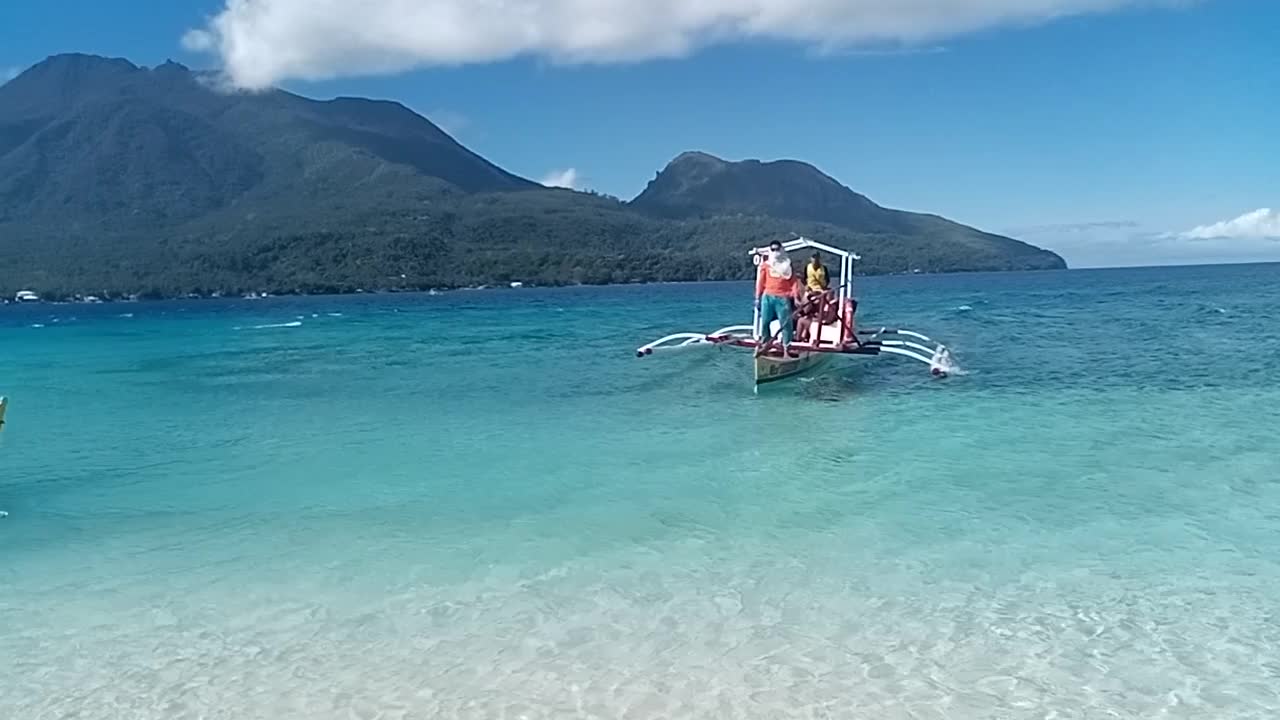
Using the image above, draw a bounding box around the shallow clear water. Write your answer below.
[3,265,1280,719]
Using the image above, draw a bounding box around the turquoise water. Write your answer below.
[3,265,1280,719]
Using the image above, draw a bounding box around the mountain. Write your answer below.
[0,54,1064,299]
[632,151,1064,271]
[633,151,889,227]
[0,53,531,227]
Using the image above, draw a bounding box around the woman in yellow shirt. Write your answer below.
[795,253,837,343]
[805,251,829,292]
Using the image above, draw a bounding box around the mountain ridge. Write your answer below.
[0,53,1065,299]
[630,150,1062,270]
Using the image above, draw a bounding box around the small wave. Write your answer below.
[1193,305,1229,317]
[118,313,134,318]
[30,323,45,328]
[956,305,974,312]
[237,321,303,330]
[327,313,343,317]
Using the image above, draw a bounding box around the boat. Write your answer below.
[635,237,957,389]
[14,290,40,303]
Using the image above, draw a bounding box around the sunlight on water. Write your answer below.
[3,265,1280,719]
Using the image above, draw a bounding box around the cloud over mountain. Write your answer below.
[184,0,1180,89]
[539,168,581,189]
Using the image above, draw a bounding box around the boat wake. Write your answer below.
[932,352,967,377]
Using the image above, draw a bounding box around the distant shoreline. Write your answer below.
[10,260,1280,308]
[1,266,1081,305]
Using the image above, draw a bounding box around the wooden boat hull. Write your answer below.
[754,351,830,385]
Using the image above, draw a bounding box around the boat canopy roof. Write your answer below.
[749,236,861,261]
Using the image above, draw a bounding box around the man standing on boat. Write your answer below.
[755,240,801,357]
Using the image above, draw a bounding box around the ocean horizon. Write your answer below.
[4,263,1280,718]
[10,260,1280,305]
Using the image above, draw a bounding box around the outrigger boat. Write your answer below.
[635,237,956,389]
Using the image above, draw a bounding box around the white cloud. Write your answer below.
[1179,208,1280,241]
[825,44,950,58]
[184,0,1184,89]
[540,168,580,189]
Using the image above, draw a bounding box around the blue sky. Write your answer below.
[1,0,1276,267]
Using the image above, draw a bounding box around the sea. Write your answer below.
[3,263,1279,719]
